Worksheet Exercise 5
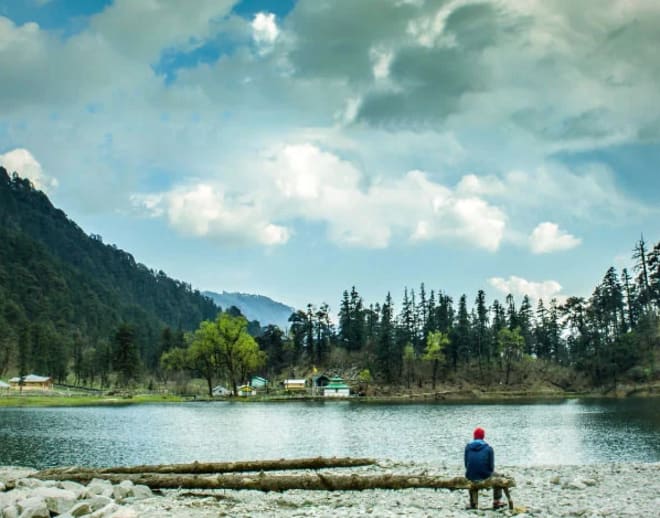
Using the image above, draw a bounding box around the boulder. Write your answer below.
[112,482,132,503]
[2,505,19,518]
[88,503,119,518]
[67,501,93,517]
[128,484,152,500]
[86,495,115,511]
[31,486,77,515]
[15,496,49,518]
[85,479,114,498]
[0,489,30,508]
[15,479,43,490]
[57,481,87,499]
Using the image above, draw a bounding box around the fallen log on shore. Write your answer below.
[33,457,377,478]
[30,471,515,492]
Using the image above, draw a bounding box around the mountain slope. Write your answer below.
[0,167,219,377]
[204,291,295,330]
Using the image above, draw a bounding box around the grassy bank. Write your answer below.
[0,393,185,407]
[1,381,657,408]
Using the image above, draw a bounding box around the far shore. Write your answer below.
[1,381,658,408]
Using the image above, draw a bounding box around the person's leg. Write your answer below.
[468,488,478,509]
[491,472,505,508]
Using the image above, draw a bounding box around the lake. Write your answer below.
[0,398,658,469]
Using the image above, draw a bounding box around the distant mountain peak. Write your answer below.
[203,290,295,330]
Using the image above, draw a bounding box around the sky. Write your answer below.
[1,0,659,313]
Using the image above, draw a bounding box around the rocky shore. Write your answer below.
[1,462,658,517]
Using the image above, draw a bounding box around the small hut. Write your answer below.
[9,374,53,391]
[212,385,231,397]
[250,376,268,389]
[323,376,350,397]
[283,379,307,392]
[0,380,10,391]
[237,385,256,397]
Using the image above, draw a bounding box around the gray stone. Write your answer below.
[85,479,114,498]
[87,496,114,511]
[16,496,49,518]
[0,489,30,509]
[109,508,137,518]
[112,484,131,503]
[2,505,19,518]
[0,482,5,491]
[31,486,77,514]
[128,484,152,500]
[68,501,93,517]
[14,479,43,490]
[88,503,119,518]
[57,480,87,499]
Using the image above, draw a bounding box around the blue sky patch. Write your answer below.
[232,0,297,20]
[0,0,112,37]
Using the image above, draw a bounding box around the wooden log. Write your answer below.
[33,457,377,478]
[30,471,516,493]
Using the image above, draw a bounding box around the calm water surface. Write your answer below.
[0,399,658,469]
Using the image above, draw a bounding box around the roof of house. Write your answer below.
[284,378,306,384]
[9,374,52,383]
[325,382,350,390]
[0,380,10,388]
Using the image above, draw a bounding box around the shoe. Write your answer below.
[493,500,506,510]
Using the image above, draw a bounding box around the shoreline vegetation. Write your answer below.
[1,381,659,408]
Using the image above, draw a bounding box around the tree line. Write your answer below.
[255,237,659,390]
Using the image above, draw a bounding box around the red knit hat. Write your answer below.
[473,427,485,440]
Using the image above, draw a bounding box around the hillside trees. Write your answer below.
[162,313,266,397]
[423,331,449,389]
[0,167,219,381]
[113,324,141,386]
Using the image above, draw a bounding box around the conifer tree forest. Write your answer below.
[1,167,659,392]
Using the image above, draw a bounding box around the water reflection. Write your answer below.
[0,399,657,469]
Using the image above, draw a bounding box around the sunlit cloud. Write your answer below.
[0,148,58,192]
[529,222,581,254]
[489,275,564,303]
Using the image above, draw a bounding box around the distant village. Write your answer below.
[0,373,354,399]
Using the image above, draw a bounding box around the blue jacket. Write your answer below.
[464,439,494,481]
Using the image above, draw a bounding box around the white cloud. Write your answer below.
[0,148,57,192]
[133,183,290,247]
[133,143,508,251]
[489,275,564,302]
[252,12,279,51]
[529,222,581,254]
[456,164,648,223]
[370,47,393,79]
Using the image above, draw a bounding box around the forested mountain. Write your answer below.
[0,167,218,381]
[203,291,294,331]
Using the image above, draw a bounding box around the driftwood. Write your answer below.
[34,457,376,478]
[33,471,515,491]
[22,458,516,510]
